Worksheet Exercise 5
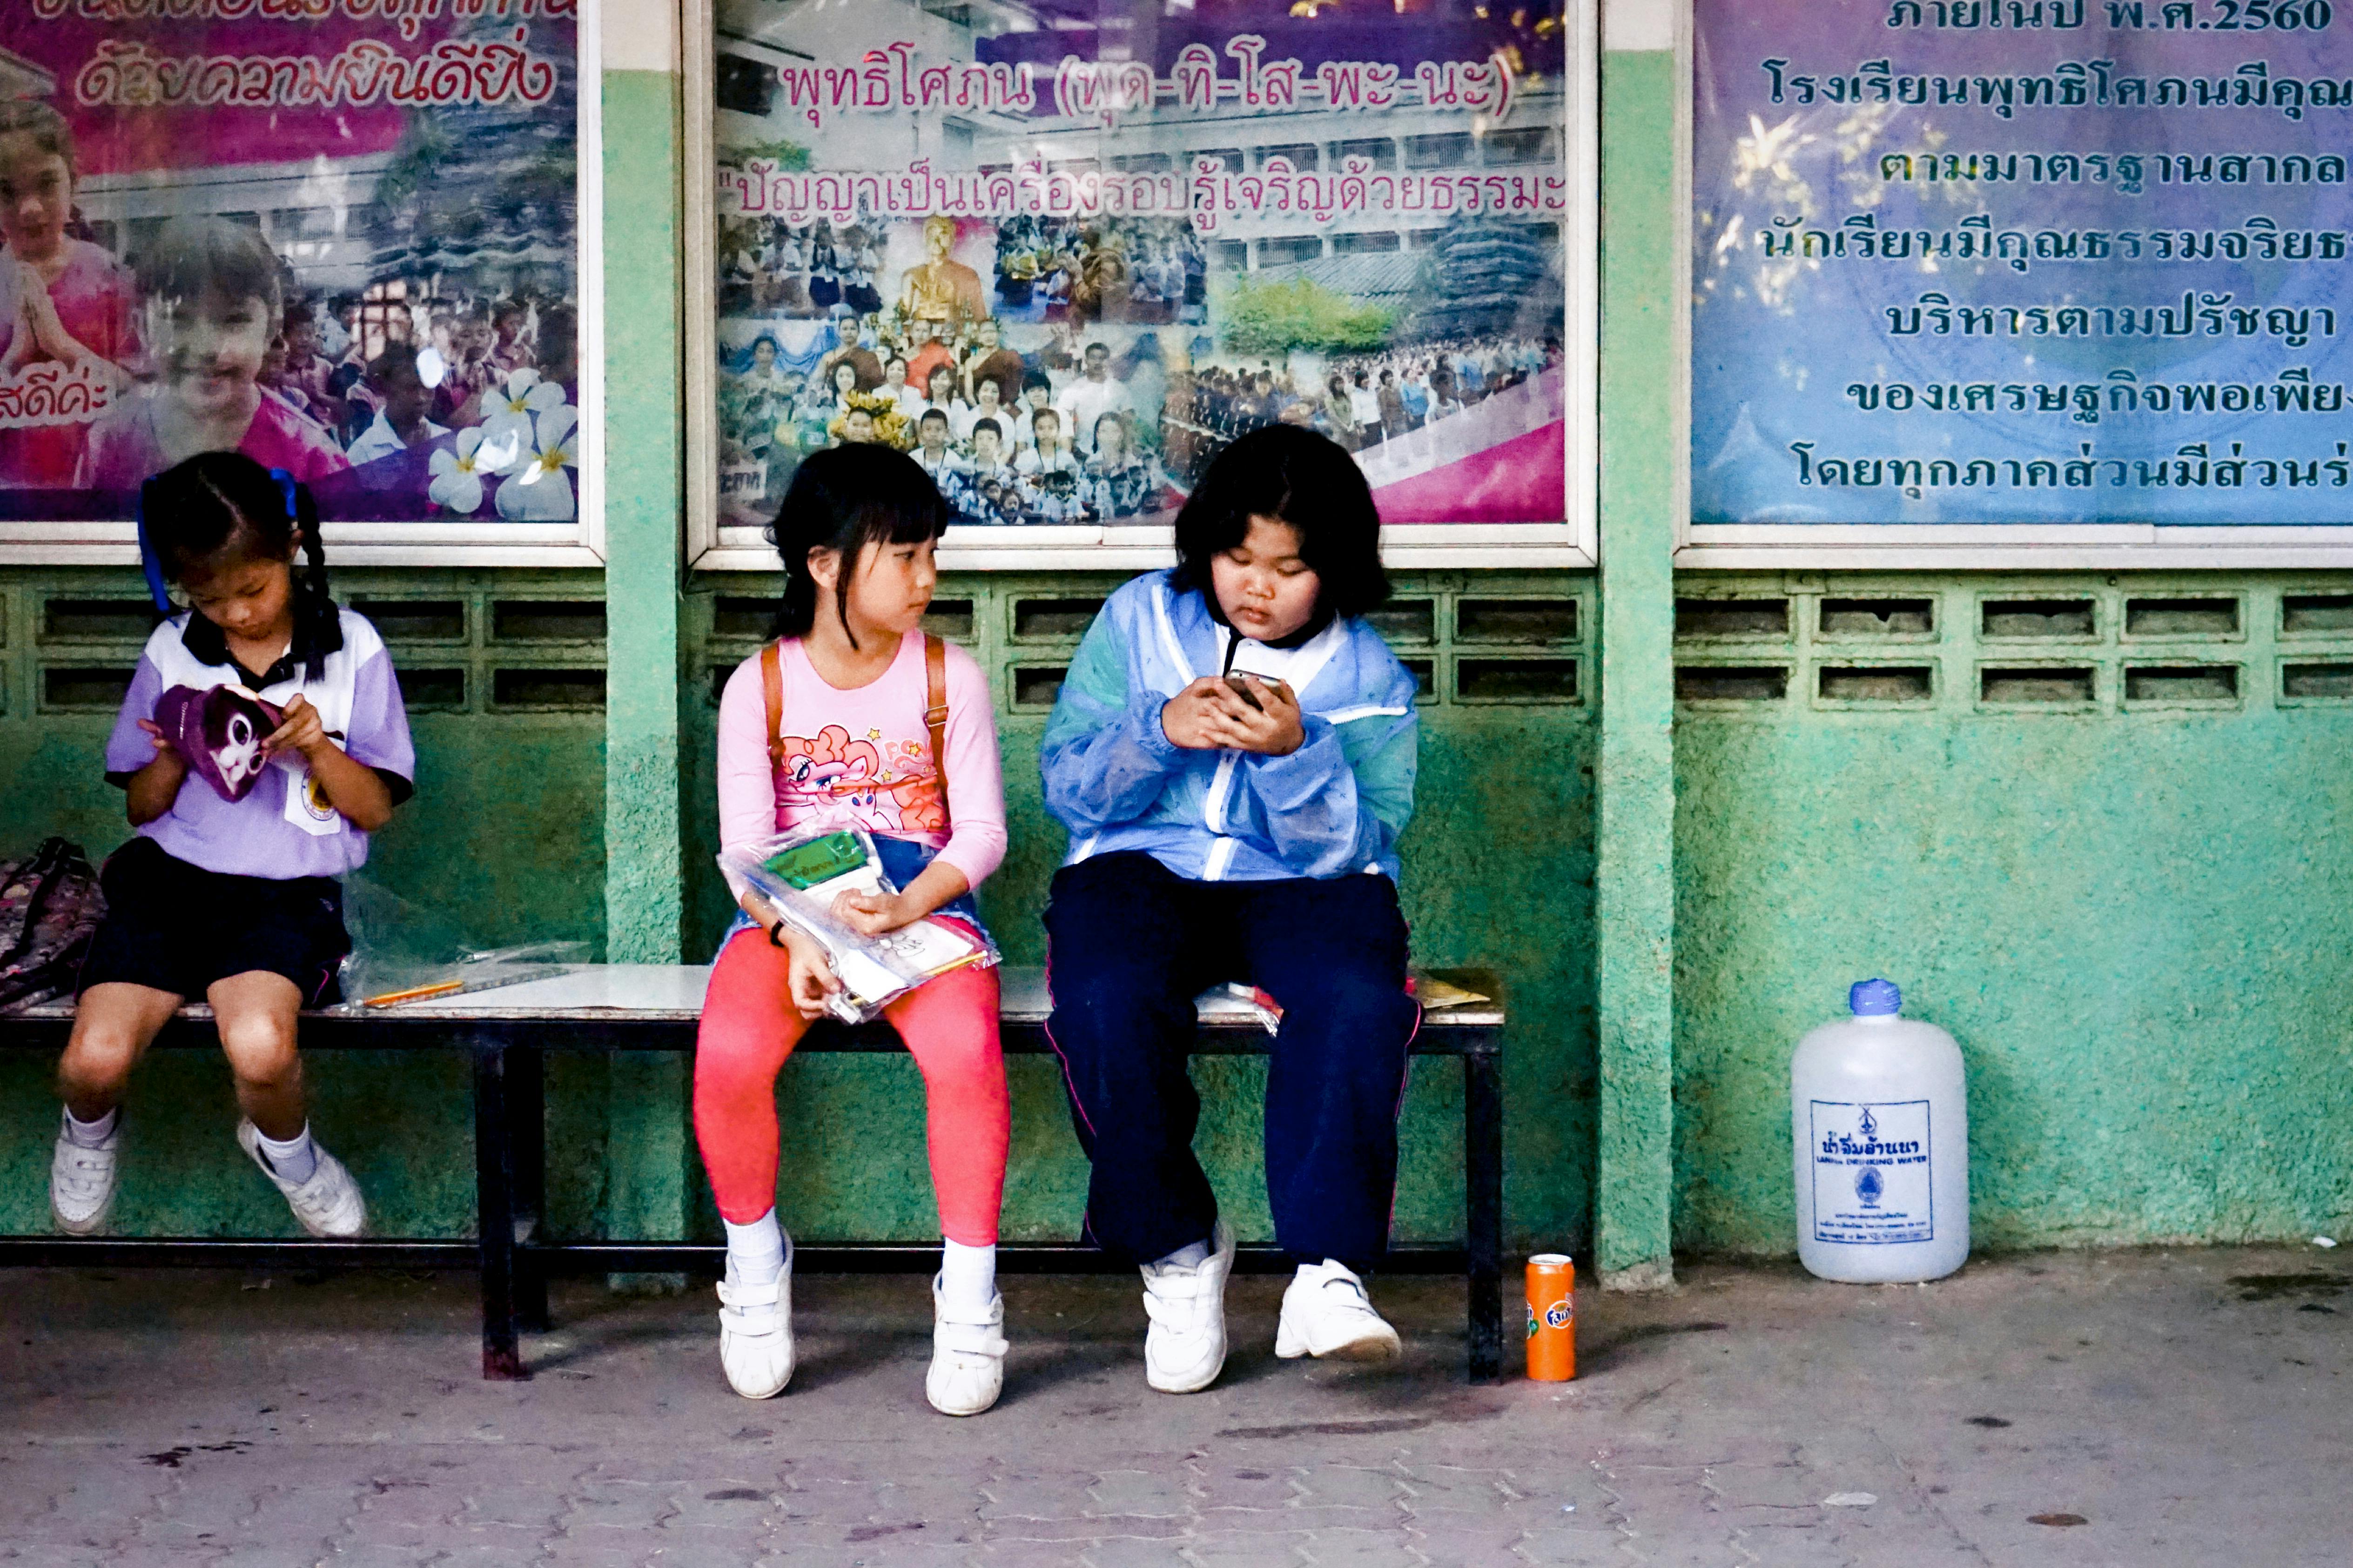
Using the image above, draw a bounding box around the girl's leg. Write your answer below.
[208,972,308,1139]
[53,982,180,1232]
[1233,877,1416,1273]
[885,958,1012,1415]
[1042,852,1218,1266]
[692,929,815,1225]
[58,982,183,1121]
[881,960,1009,1248]
[694,928,812,1401]
[213,971,367,1237]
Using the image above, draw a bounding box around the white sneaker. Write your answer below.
[1139,1218,1235,1394]
[236,1121,367,1239]
[1275,1258,1402,1363]
[51,1113,120,1235]
[716,1240,794,1399]
[927,1273,1008,1416]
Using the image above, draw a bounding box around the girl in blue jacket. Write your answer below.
[1039,424,1420,1394]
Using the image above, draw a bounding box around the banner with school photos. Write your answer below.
[693,0,1595,567]
[0,0,597,562]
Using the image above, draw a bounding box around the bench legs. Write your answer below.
[471,1039,527,1381]
[1463,1048,1505,1383]
[458,1030,1505,1384]
[508,1045,549,1334]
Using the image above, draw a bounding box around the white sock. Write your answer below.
[1298,1257,1356,1284]
[63,1107,119,1149]
[939,1238,998,1319]
[724,1212,787,1287]
[255,1125,319,1186]
[1153,1237,1213,1271]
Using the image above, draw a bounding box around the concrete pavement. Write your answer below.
[2,1246,2346,1566]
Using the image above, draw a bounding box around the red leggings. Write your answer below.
[692,927,1008,1244]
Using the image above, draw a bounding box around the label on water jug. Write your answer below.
[1810,1099,1933,1245]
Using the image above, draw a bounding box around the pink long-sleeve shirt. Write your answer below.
[716,630,1007,892]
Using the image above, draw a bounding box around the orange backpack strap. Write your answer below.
[761,639,785,770]
[923,633,952,828]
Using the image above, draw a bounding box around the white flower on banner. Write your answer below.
[495,403,580,521]
[480,368,567,457]
[427,425,524,515]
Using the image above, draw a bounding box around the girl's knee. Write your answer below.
[57,1035,136,1095]
[215,1015,301,1084]
[692,1018,792,1100]
[906,1005,1006,1099]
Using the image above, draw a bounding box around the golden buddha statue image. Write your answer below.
[899,215,988,329]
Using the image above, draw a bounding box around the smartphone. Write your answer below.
[1226,673,1291,711]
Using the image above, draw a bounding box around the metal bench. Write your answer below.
[0,965,1506,1381]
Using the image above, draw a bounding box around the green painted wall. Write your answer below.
[1673,573,2353,1253]
[596,63,694,1266]
[1594,42,1680,1283]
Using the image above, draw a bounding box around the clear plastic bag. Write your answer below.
[336,873,590,1009]
[718,825,998,1025]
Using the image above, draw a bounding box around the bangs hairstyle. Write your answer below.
[766,443,949,648]
[134,216,284,322]
[0,99,77,177]
[1171,424,1390,620]
[142,451,336,678]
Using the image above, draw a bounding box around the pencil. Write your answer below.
[363,978,466,1007]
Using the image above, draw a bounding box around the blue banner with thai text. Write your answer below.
[1694,0,2353,523]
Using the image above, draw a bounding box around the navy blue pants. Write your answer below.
[1044,851,1419,1271]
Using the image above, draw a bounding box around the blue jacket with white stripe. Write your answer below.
[1040,571,1419,882]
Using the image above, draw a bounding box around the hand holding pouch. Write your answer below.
[155,683,284,803]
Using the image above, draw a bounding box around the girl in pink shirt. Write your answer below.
[0,101,142,490]
[698,443,1012,1415]
[76,216,349,496]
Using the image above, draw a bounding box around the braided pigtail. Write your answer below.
[284,475,336,681]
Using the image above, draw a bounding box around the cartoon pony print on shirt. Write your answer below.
[775,725,943,835]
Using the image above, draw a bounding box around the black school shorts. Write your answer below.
[78,838,350,1006]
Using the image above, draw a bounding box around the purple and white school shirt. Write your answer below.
[105,606,415,880]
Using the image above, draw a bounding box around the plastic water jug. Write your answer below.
[1791,978,1969,1283]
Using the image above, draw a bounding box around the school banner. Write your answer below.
[0,0,581,525]
[1694,0,2353,525]
[707,0,1572,535]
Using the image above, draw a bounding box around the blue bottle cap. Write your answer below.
[1849,978,1903,1017]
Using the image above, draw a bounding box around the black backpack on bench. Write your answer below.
[0,838,106,1013]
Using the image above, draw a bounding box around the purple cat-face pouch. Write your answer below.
[155,683,285,803]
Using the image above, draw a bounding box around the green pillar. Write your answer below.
[598,54,691,1268]
[1594,23,1679,1289]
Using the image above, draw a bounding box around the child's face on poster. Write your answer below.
[843,409,874,443]
[0,133,70,261]
[381,366,429,426]
[148,289,272,418]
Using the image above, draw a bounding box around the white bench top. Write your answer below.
[9,965,1503,1028]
